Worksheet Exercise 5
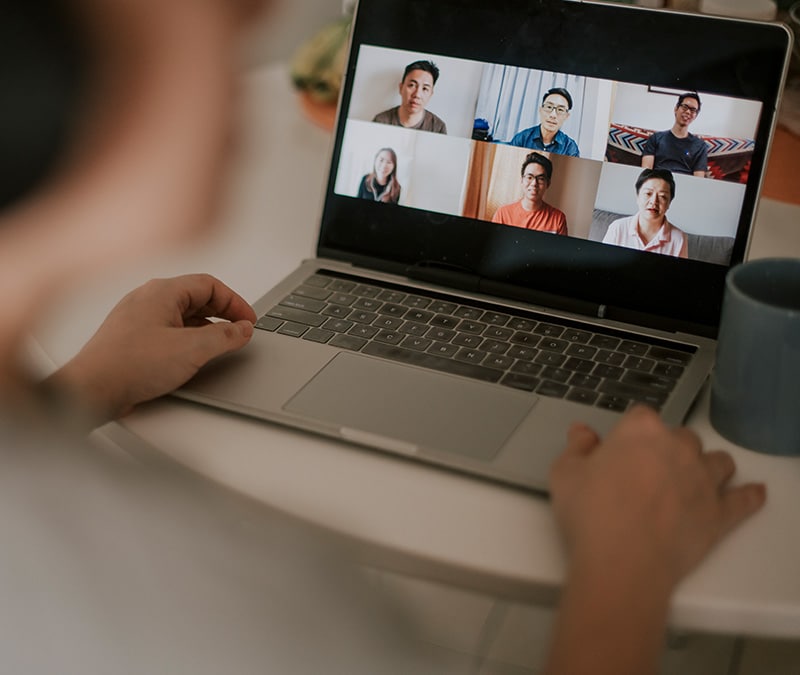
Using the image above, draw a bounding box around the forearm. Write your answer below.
[543,554,673,675]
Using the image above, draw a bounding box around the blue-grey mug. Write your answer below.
[710,258,800,456]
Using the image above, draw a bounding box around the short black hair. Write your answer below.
[402,60,440,85]
[677,92,701,111]
[635,168,675,200]
[521,151,553,182]
[541,87,573,110]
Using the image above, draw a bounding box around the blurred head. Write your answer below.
[372,148,397,185]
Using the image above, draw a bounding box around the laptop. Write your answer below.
[176,0,792,492]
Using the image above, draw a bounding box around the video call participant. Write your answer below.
[602,168,688,258]
[356,147,401,203]
[492,151,568,234]
[507,87,580,157]
[641,92,708,177]
[372,60,447,134]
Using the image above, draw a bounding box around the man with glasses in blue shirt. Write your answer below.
[642,92,708,177]
[507,87,580,157]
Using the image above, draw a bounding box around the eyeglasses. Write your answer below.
[541,103,569,116]
[678,103,699,115]
[522,173,548,184]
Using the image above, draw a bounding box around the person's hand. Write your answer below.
[549,405,766,589]
[46,274,257,425]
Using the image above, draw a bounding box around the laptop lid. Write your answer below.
[317,0,792,338]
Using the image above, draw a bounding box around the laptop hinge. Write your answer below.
[480,278,605,320]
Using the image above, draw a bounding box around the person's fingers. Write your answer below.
[717,483,767,539]
[176,274,257,323]
[702,450,736,487]
[183,319,255,368]
[564,422,601,457]
[671,425,703,454]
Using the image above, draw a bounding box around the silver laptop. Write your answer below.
[176,0,792,492]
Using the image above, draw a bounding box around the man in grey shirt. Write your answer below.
[373,60,447,133]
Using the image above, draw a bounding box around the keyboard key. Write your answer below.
[566,343,597,359]
[353,284,381,298]
[330,334,367,351]
[454,348,484,364]
[321,305,352,319]
[511,360,543,376]
[594,349,626,366]
[454,306,484,320]
[539,338,569,353]
[501,373,540,392]
[623,355,656,372]
[378,290,406,303]
[350,310,378,324]
[379,302,407,317]
[592,363,624,379]
[322,318,354,333]
[568,373,601,389]
[402,295,431,309]
[620,371,677,392]
[510,331,540,346]
[483,312,511,326]
[255,316,282,332]
[452,333,482,348]
[279,295,326,313]
[457,320,487,334]
[267,306,326,327]
[479,339,509,355]
[362,342,503,383]
[427,327,456,342]
[537,380,569,398]
[566,388,599,406]
[374,330,403,345]
[353,297,381,311]
[599,380,668,406]
[401,336,433,351]
[293,285,332,300]
[647,345,693,366]
[304,274,333,288]
[277,322,308,337]
[653,363,685,379]
[328,279,357,292]
[398,321,429,336]
[534,351,567,367]
[427,341,458,357]
[430,314,460,329]
[483,326,513,340]
[508,318,536,331]
[483,354,514,370]
[542,366,571,383]
[562,329,592,343]
[589,335,621,350]
[596,395,630,412]
[564,357,594,374]
[303,327,334,343]
[348,324,379,339]
[534,323,564,337]
[328,292,357,306]
[373,316,403,330]
[619,340,650,356]
[508,345,537,361]
[405,309,434,323]
[428,300,457,314]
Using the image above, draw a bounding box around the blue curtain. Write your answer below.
[474,64,585,144]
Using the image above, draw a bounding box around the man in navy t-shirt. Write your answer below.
[641,92,708,177]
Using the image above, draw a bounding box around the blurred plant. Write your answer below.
[290,14,352,105]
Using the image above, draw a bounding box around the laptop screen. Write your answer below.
[319,0,791,336]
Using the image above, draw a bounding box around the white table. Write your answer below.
[34,63,800,640]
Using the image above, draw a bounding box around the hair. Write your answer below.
[520,151,553,183]
[402,60,440,85]
[676,92,701,111]
[365,147,401,203]
[541,87,573,110]
[635,168,675,200]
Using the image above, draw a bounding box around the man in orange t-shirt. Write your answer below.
[491,151,568,235]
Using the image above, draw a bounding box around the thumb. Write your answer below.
[187,320,254,366]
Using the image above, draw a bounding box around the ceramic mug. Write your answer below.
[710,258,800,455]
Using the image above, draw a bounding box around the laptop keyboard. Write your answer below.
[255,272,694,413]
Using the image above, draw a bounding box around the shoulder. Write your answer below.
[372,106,399,124]
[556,131,580,156]
[425,110,447,133]
[509,126,538,146]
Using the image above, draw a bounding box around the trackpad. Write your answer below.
[284,352,535,461]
